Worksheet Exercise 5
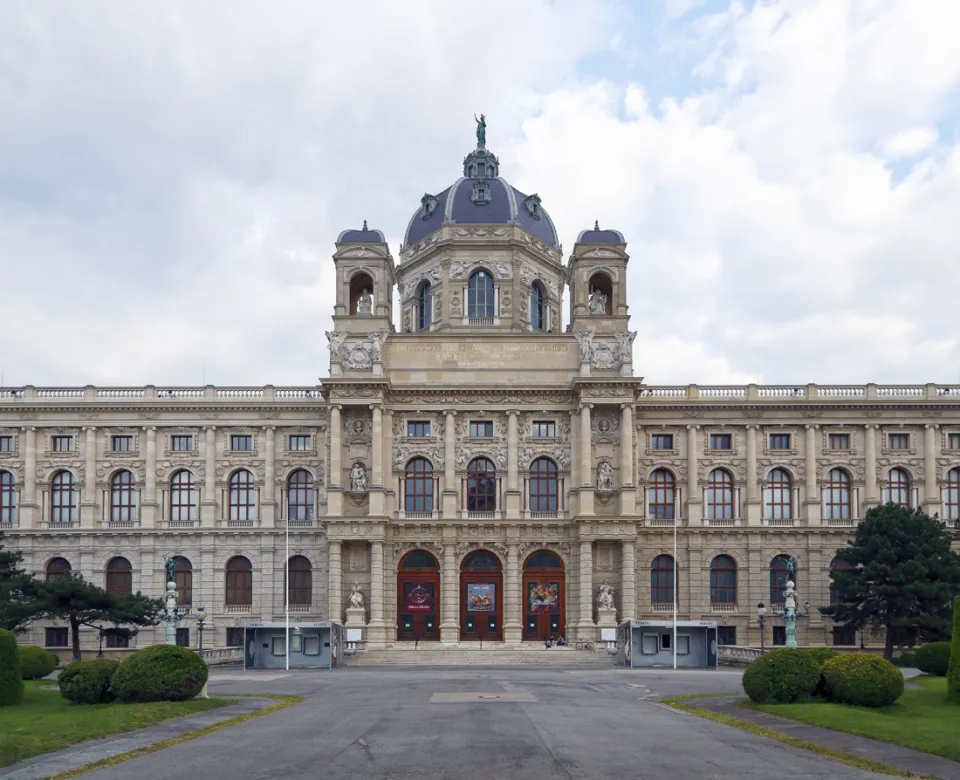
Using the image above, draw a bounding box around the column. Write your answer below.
[570,409,579,513]
[142,426,157,527]
[620,404,637,515]
[504,542,521,643]
[579,404,594,516]
[745,425,760,525]
[21,427,37,527]
[262,426,275,527]
[383,409,394,515]
[369,405,384,515]
[864,425,878,509]
[328,540,342,622]
[80,426,97,527]
[621,539,636,621]
[201,426,217,526]
[578,540,594,637]
[924,424,939,511]
[686,425,702,525]
[804,425,821,525]
[506,410,520,516]
[368,540,386,644]
[328,405,343,515]
[442,410,457,517]
[441,541,458,643]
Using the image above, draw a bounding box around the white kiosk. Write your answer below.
[617,619,718,669]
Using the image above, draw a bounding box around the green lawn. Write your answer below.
[0,680,231,767]
[742,676,960,762]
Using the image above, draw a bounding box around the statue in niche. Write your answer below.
[596,461,614,492]
[597,583,615,611]
[349,462,367,492]
[368,330,385,362]
[349,583,365,610]
[588,288,607,315]
[474,113,487,147]
[356,289,373,315]
[575,331,593,363]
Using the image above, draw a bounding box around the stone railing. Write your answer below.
[199,647,244,665]
[0,385,325,402]
[637,383,960,402]
[718,645,765,664]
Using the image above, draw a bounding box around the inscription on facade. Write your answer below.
[389,342,573,369]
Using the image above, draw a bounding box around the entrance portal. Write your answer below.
[460,549,503,641]
[397,549,440,642]
[522,550,565,642]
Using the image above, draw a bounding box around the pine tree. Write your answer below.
[948,596,960,704]
[0,533,40,633]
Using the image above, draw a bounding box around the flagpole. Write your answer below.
[285,509,290,672]
[673,514,677,670]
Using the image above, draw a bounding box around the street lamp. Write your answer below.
[757,602,767,651]
[195,607,207,654]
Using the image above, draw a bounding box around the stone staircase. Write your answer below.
[345,644,618,666]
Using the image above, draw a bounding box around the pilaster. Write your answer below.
[579,403,594,516]
[369,405,384,515]
[745,424,761,525]
[328,540,343,622]
[621,538,636,622]
[80,426,97,527]
[441,410,458,518]
[923,424,939,511]
[441,534,459,643]
[366,539,387,647]
[505,409,521,517]
[686,425,702,525]
[578,540,595,638]
[142,426,157,528]
[328,406,343,516]
[262,426,276,527]
[619,404,636,514]
[804,425,821,525]
[20,427,37,527]
[864,424,879,508]
[504,541,522,643]
[201,426,217,526]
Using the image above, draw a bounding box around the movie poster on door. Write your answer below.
[528,582,559,611]
[466,583,496,612]
[403,582,435,612]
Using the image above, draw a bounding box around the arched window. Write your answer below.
[170,470,198,524]
[824,468,851,520]
[945,468,960,522]
[530,281,546,331]
[710,555,737,605]
[829,557,853,606]
[587,272,612,315]
[174,557,193,607]
[286,555,312,606]
[765,468,792,520]
[228,469,256,523]
[45,557,71,581]
[769,555,794,605]
[225,555,253,606]
[50,470,77,525]
[349,272,374,315]
[529,458,558,513]
[287,470,315,523]
[650,554,676,605]
[417,281,432,330]
[466,458,497,513]
[0,470,16,526]
[110,470,137,524]
[105,556,132,594]
[706,468,734,521]
[648,469,675,520]
[885,468,910,507]
[404,458,434,513]
[467,269,495,319]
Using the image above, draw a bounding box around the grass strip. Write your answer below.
[46,695,303,780]
[660,695,933,779]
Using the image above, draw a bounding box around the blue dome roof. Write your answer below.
[576,222,624,244]
[337,221,385,244]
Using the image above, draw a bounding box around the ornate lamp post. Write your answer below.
[757,602,767,651]
[160,555,192,645]
[783,557,810,649]
[195,608,207,653]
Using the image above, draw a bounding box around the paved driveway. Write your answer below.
[80,666,887,780]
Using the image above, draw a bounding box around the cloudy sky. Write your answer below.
[2,0,959,388]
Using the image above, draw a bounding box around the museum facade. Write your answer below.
[3,134,960,656]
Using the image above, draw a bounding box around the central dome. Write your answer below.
[403,143,559,253]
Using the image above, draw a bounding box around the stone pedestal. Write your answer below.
[596,607,618,631]
[345,607,366,629]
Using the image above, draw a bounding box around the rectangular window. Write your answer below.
[651,434,674,450]
[45,627,68,647]
[772,626,786,646]
[676,635,691,655]
[532,421,556,438]
[717,626,737,646]
[105,630,129,649]
[230,435,253,452]
[0,436,12,452]
[660,633,672,651]
[469,421,493,438]
[226,627,244,647]
[271,636,286,656]
[709,433,732,450]
[888,433,910,450]
[769,433,790,450]
[52,435,73,452]
[948,433,960,450]
[828,433,850,450]
[111,435,133,452]
[175,627,190,647]
[171,435,193,451]
[832,626,857,646]
[641,634,659,655]
[303,634,321,656]
[407,421,431,438]
[289,435,312,451]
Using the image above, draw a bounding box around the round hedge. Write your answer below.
[823,653,903,707]
[111,645,208,703]
[58,659,120,704]
[801,647,840,696]
[0,628,24,707]
[914,642,951,676]
[19,646,59,680]
[895,650,917,668]
[742,648,821,704]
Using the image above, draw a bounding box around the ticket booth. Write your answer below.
[618,620,718,669]
[243,621,344,670]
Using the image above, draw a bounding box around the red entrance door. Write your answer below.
[397,550,440,642]
[460,549,503,641]
[522,550,565,642]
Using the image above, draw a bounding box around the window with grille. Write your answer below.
[888,433,910,450]
[469,421,493,438]
[289,435,312,451]
[404,458,434,513]
[171,435,193,451]
[407,421,431,438]
[768,433,790,450]
[531,421,555,438]
[709,433,732,450]
[651,434,673,450]
[529,458,558,513]
[828,433,850,450]
[230,435,253,452]
[52,435,73,452]
[111,435,133,452]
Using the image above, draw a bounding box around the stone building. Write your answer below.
[2,130,959,656]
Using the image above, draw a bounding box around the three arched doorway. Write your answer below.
[522,550,565,642]
[460,550,503,641]
[396,549,440,642]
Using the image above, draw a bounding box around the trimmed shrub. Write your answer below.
[801,647,840,696]
[19,646,59,680]
[111,645,208,703]
[948,596,960,704]
[0,628,24,706]
[742,648,821,704]
[822,653,903,707]
[895,650,917,668]
[915,642,952,676]
[58,659,120,704]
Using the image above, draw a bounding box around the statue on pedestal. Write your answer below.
[596,461,614,492]
[588,288,607,315]
[349,583,365,610]
[474,113,486,147]
[597,583,615,611]
[350,462,367,492]
[357,289,373,315]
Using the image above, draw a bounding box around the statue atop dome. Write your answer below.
[474,113,486,148]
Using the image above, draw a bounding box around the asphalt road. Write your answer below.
[80,666,887,780]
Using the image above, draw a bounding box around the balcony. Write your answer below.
[224,605,252,614]
[710,604,738,613]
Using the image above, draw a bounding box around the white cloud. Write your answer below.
[881,127,939,159]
